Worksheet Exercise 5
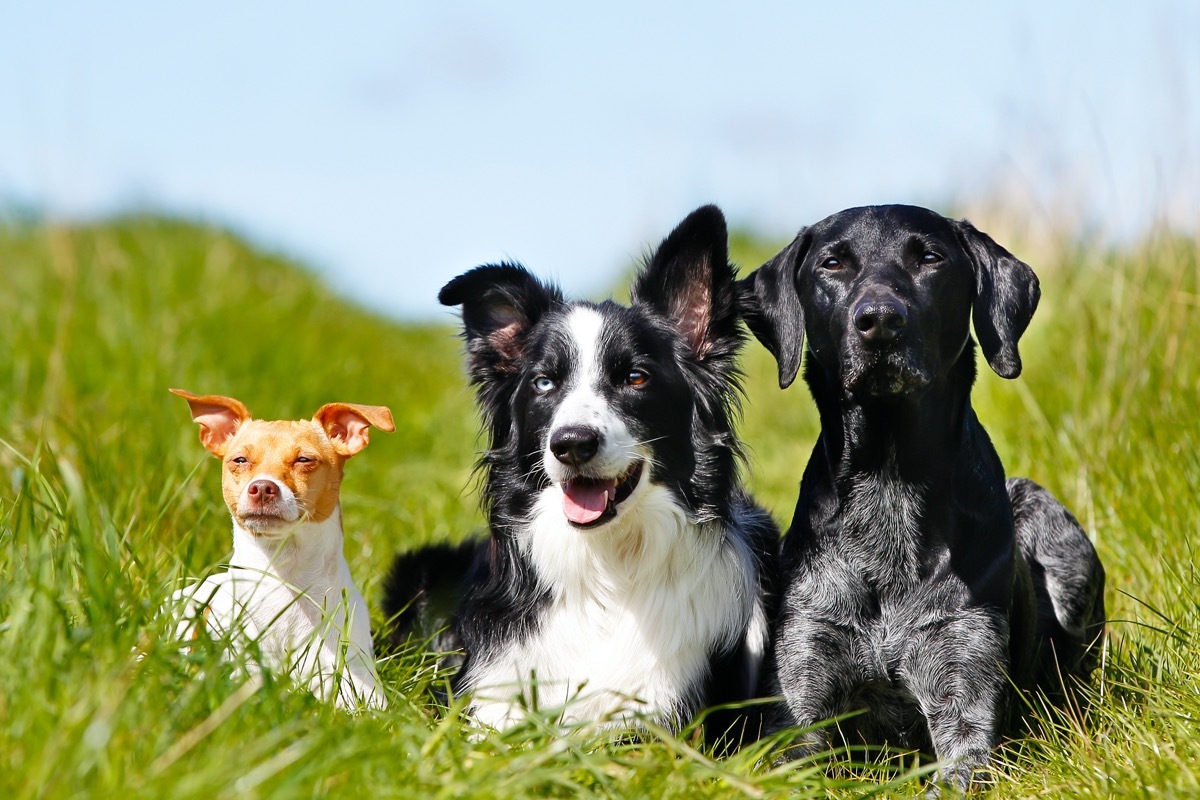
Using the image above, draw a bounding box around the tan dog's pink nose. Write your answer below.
[247,480,278,501]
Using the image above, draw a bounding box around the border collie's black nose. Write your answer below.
[853,297,907,343]
[550,426,600,466]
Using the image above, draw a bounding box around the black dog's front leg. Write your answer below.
[904,609,1009,794]
[771,615,858,759]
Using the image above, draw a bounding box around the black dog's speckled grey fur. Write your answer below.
[739,205,1105,792]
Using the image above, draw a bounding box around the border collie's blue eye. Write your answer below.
[821,257,841,270]
[626,369,650,387]
[532,375,556,394]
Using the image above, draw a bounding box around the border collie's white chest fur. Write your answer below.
[467,485,759,729]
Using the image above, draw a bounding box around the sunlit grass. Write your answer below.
[0,215,1196,797]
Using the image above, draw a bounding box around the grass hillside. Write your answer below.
[0,215,1197,798]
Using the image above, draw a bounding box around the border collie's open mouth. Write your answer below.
[560,461,644,528]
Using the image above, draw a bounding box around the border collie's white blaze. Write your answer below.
[541,307,646,529]
[384,205,780,741]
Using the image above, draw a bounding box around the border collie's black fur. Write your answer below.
[384,206,778,738]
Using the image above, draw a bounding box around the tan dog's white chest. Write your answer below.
[170,518,384,709]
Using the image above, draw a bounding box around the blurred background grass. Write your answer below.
[0,213,1197,797]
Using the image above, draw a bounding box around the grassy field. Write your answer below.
[0,214,1197,798]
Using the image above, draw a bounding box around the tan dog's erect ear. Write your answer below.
[314,403,396,457]
[170,388,252,458]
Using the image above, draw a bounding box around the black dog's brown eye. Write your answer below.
[625,368,650,387]
[821,257,842,270]
[920,251,943,265]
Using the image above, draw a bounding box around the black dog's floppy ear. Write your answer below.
[953,219,1040,379]
[632,204,739,363]
[438,263,561,380]
[737,230,810,388]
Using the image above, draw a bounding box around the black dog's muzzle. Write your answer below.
[843,291,930,397]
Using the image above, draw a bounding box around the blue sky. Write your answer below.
[2,1,1197,318]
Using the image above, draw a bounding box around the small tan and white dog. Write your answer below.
[166,388,393,710]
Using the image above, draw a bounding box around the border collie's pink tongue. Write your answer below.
[562,479,616,525]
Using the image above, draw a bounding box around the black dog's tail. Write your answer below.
[380,540,479,655]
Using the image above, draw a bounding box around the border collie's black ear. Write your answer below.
[632,205,739,363]
[439,263,561,381]
[952,219,1040,379]
[737,230,810,389]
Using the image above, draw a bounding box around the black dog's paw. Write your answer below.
[771,728,832,767]
[928,750,991,797]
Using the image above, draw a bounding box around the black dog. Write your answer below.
[385,206,778,740]
[738,205,1105,791]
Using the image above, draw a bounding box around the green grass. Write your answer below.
[0,214,1197,798]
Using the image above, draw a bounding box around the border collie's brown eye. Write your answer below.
[821,257,841,270]
[626,369,650,387]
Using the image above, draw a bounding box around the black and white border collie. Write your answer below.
[385,205,778,737]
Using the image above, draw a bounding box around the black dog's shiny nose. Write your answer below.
[550,425,601,466]
[853,299,908,342]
